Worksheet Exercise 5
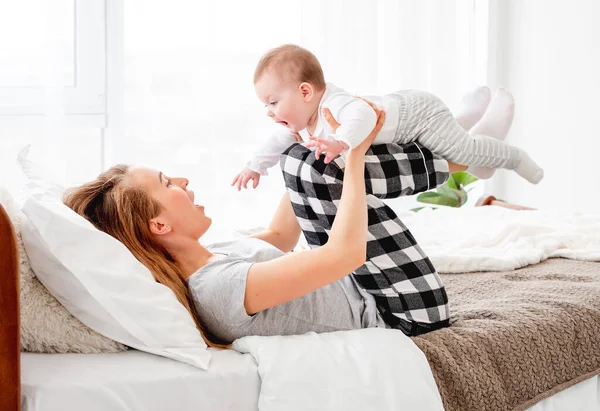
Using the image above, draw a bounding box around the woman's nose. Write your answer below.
[176,178,189,188]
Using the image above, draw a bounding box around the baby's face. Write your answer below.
[255,72,311,132]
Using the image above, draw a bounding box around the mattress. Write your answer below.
[21,348,600,411]
[21,347,600,411]
[21,348,260,411]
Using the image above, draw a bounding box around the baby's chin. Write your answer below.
[282,123,297,132]
[289,123,308,133]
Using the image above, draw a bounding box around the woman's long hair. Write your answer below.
[64,165,223,348]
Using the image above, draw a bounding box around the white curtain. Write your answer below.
[111,0,490,241]
[0,0,104,193]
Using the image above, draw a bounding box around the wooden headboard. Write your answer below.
[0,203,20,411]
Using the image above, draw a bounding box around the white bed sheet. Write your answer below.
[21,348,600,411]
[21,349,260,411]
[527,374,600,411]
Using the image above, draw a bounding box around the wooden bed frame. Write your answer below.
[0,196,533,411]
[0,204,20,411]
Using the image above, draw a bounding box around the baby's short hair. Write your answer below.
[254,44,326,90]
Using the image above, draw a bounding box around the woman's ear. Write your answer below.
[299,82,314,102]
[149,217,172,236]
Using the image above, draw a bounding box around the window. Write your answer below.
[0,0,106,127]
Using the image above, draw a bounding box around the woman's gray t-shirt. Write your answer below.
[187,237,386,344]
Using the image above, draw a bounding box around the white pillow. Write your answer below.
[0,187,126,353]
[21,190,211,369]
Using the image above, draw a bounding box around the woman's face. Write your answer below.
[128,166,212,241]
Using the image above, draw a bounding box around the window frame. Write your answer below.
[0,0,107,127]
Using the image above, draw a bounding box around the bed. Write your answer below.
[21,349,259,411]
[3,201,600,411]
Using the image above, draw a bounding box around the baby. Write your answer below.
[232,44,543,190]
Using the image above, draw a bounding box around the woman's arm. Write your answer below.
[249,194,302,253]
[244,108,385,315]
[330,97,378,150]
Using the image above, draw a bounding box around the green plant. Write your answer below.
[412,171,478,211]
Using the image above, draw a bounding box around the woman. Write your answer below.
[64,103,472,346]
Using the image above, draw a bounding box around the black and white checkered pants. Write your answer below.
[280,142,450,336]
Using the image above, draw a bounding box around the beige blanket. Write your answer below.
[412,258,600,411]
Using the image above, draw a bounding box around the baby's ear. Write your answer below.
[299,82,314,101]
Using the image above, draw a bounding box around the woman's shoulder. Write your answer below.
[206,236,280,256]
[189,237,284,282]
[187,250,250,289]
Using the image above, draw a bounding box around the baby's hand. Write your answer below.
[305,136,349,164]
[231,167,261,191]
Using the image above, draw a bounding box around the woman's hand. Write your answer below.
[306,102,386,161]
[352,98,385,155]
